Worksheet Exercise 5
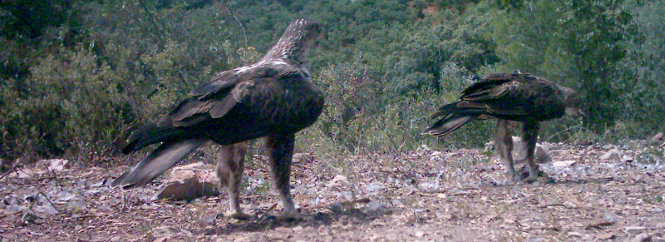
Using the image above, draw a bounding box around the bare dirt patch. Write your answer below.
[2,140,664,241]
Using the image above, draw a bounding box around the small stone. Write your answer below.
[157,177,219,201]
[651,132,664,141]
[567,231,582,237]
[47,159,69,171]
[625,226,646,234]
[65,197,87,213]
[328,175,349,188]
[329,202,344,213]
[418,180,440,192]
[365,182,385,193]
[552,160,577,167]
[527,236,546,242]
[603,212,619,224]
[585,218,615,229]
[600,149,621,161]
[201,213,221,226]
[622,155,634,163]
[631,233,652,242]
[597,233,615,240]
[152,226,192,239]
[362,200,386,214]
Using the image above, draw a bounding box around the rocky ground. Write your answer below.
[1,138,665,241]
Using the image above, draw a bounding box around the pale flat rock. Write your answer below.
[158,177,219,201]
[430,151,444,162]
[625,226,646,234]
[157,162,220,201]
[328,174,349,188]
[651,132,664,141]
[152,226,193,239]
[168,162,219,184]
[552,160,577,167]
[365,182,385,193]
[42,159,70,171]
[600,149,622,161]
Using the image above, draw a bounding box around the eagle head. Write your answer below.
[562,87,585,118]
[264,19,323,64]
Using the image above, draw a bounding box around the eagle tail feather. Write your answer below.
[122,125,187,154]
[112,139,205,188]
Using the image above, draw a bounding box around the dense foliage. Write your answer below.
[1,0,663,163]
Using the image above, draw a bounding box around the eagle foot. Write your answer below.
[226,211,250,220]
[517,165,555,184]
[278,209,300,221]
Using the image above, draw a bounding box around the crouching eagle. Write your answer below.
[113,19,324,219]
[426,72,584,183]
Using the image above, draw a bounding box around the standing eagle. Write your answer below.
[426,72,584,183]
[112,19,324,219]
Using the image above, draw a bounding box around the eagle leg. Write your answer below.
[496,120,519,182]
[266,134,298,219]
[521,121,542,183]
[216,142,249,219]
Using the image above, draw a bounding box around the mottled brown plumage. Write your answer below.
[427,72,584,182]
[113,19,324,218]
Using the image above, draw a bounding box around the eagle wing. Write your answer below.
[458,73,539,118]
[162,63,291,127]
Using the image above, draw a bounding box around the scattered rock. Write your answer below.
[601,149,622,161]
[622,155,634,163]
[167,162,219,184]
[365,182,385,193]
[157,177,219,201]
[527,237,547,242]
[585,218,615,229]
[33,200,59,216]
[552,160,577,167]
[603,212,619,224]
[65,197,87,213]
[200,213,221,226]
[328,175,349,188]
[631,233,652,242]
[156,162,221,201]
[362,200,386,214]
[41,159,70,171]
[151,226,192,239]
[596,233,615,240]
[651,132,664,142]
[417,179,440,192]
[430,151,444,162]
[329,202,344,213]
[625,226,646,234]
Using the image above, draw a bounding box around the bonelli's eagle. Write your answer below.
[113,19,324,218]
[426,72,584,183]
